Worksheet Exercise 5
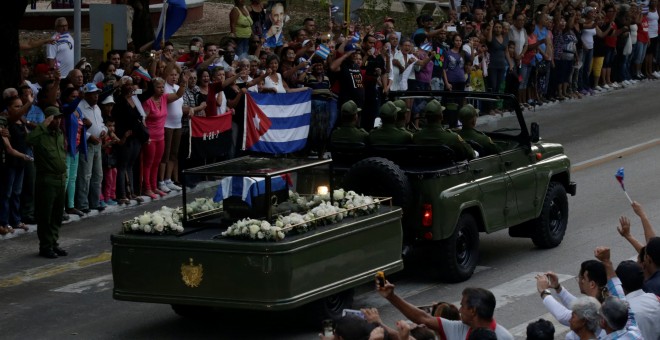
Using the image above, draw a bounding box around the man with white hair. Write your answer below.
[46,17,74,79]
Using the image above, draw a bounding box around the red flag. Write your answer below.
[189,113,233,158]
[243,93,272,150]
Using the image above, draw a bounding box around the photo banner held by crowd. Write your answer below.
[243,91,312,154]
[189,113,232,159]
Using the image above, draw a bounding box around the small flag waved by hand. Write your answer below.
[315,44,330,60]
[615,167,633,204]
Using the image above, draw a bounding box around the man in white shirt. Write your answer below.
[615,260,660,340]
[75,83,107,213]
[46,17,74,79]
[378,282,513,340]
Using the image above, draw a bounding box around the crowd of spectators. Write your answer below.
[3,0,660,250]
[319,201,660,340]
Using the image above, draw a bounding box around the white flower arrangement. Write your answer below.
[186,197,222,215]
[122,206,184,234]
[222,188,380,241]
[220,218,286,241]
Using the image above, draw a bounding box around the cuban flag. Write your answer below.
[243,91,311,154]
[153,0,187,50]
[351,32,361,43]
[315,44,331,60]
[420,42,433,52]
[615,167,625,191]
[213,175,293,205]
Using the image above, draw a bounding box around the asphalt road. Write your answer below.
[2,82,660,340]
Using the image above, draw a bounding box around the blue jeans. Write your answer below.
[0,166,25,226]
[622,53,632,81]
[65,152,79,209]
[579,48,594,90]
[75,143,103,210]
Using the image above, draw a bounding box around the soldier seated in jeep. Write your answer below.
[413,99,475,161]
[330,100,368,144]
[368,101,413,145]
[458,104,501,157]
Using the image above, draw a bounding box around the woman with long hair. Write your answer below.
[229,0,254,58]
[112,76,146,205]
[262,55,309,93]
[141,75,187,199]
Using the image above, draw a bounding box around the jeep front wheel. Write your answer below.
[531,182,568,249]
[436,214,480,282]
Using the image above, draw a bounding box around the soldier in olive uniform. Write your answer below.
[27,106,68,259]
[330,100,368,144]
[413,99,475,161]
[368,102,413,145]
[392,100,410,131]
[458,104,500,156]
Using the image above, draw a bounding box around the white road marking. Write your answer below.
[52,274,113,294]
[572,138,660,172]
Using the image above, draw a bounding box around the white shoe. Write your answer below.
[653,71,660,77]
[630,79,638,84]
[158,182,172,193]
[165,180,182,191]
[622,80,629,85]
[602,84,611,90]
[595,85,604,91]
[611,82,620,88]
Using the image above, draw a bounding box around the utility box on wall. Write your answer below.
[90,4,128,50]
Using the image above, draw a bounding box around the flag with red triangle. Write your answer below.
[243,93,273,150]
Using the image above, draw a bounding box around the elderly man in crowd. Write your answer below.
[75,83,107,214]
[46,17,74,79]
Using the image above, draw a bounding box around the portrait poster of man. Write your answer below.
[263,0,286,48]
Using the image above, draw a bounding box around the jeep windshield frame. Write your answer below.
[386,90,530,146]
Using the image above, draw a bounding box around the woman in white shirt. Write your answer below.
[261,55,308,93]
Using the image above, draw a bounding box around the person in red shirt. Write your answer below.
[177,37,205,70]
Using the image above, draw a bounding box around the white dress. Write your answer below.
[263,73,287,93]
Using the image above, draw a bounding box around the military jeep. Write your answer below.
[332,91,577,282]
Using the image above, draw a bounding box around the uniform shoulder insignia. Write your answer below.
[456,134,464,142]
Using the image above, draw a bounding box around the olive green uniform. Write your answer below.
[413,123,475,161]
[330,125,369,144]
[368,125,413,145]
[458,127,500,156]
[27,120,67,252]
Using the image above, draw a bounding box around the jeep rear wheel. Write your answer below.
[531,182,568,248]
[437,214,480,282]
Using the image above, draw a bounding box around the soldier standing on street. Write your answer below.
[368,101,413,145]
[458,104,500,156]
[330,100,369,144]
[27,106,68,259]
[413,99,475,161]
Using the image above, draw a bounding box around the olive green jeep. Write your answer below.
[332,91,577,282]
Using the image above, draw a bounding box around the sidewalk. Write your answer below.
[0,180,218,241]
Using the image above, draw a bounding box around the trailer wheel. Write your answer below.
[171,304,212,318]
[310,289,355,322]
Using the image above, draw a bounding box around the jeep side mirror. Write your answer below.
[530,122,540,143]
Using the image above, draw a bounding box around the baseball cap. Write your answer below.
[101,95,115,105]
[584,6,596,14]
[82,83,101,94]
[44,106,63,118]
[422,99,445,117]
[341,100,361,116]
[379,101,401,120]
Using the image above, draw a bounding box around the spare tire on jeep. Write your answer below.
[343,157,413,216]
